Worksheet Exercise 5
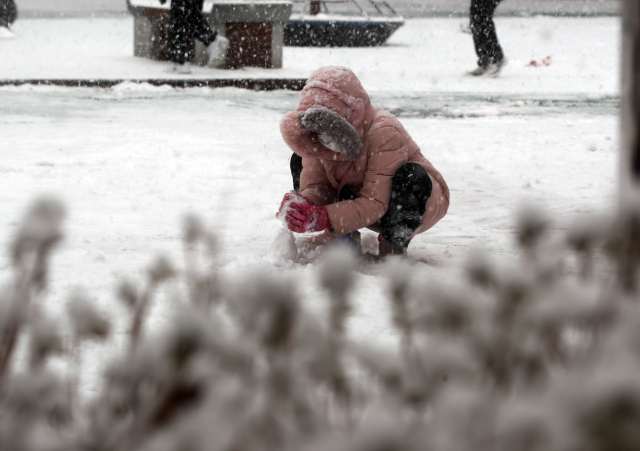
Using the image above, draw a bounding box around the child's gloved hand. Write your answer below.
[277,191,330,232]
[276,191,311,220]
[286,203,331,233]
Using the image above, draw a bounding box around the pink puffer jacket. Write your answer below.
[280,66,449,237]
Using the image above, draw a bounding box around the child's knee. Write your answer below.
[390,163,432,213]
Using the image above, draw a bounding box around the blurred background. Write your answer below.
[15,0,620,18]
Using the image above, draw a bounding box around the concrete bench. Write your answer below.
[127,0,292,69]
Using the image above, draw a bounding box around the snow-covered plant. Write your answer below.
[387,260,414,351]
[1,196,640,451]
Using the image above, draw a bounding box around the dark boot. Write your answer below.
[378,163,432,255]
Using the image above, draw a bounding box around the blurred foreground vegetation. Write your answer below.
[0,196,639,451]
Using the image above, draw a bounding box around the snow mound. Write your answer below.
[267,227,298,266]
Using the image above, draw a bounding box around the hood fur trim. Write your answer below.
[299,108,363,161]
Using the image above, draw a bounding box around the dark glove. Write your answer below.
[159,0,167,4]
[299,108,363,161]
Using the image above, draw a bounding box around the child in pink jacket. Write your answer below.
[277,66,449,257]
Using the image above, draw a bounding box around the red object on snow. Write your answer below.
[527,55,552,67]
[285,203,331,233]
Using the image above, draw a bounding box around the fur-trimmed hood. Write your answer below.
[280,66,376,161]
[279,67,450,238]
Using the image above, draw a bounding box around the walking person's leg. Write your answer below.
[169,0,191,68]
[0,1,8,29]
[186,0,228,68]
[0,0,17,28]
[186,0,218,47]
[469,0,505,75]
[0,0,17,38]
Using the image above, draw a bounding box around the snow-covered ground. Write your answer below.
[1,16,619,96]
[0,16,620,393]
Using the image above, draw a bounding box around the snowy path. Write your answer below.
[1,17,619,97]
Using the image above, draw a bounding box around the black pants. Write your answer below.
[170,0,218,65]
[0,0,17,28]
[290,154,432,254]
[470,0,504,68]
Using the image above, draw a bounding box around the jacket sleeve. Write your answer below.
[325,127,408,236]
[299,157,337,207]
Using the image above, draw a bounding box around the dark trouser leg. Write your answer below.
[291,154,303,192]
[470,0,504,68]
[378,163,432,254]
[0,0,17,28]
[170,0,191,65]
[170,0,217,64]
[187,0,217,47]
